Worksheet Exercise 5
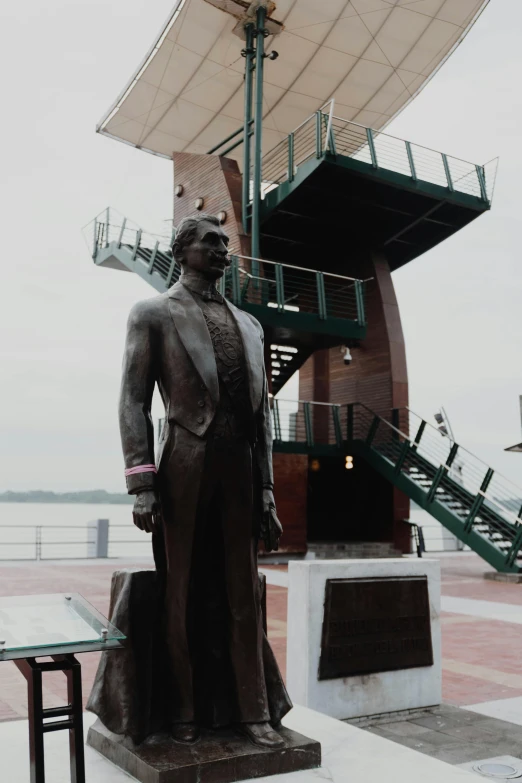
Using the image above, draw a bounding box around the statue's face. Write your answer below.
[182,219,230,280]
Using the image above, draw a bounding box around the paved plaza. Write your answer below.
[3,552,522,750]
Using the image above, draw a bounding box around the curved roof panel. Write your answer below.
[98,0,489,163]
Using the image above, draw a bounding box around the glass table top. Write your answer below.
[0,593,125,659]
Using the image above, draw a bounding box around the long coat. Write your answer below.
[119,280,274,499]
[107,280,291,732]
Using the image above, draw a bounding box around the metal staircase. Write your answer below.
[270,399,522,573]
[84,209,367,395]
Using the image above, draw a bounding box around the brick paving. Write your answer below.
[1,553,522,722]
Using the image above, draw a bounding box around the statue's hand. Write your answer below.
[261,489,283,553]
[133,490,163,535]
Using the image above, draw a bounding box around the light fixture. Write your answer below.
[194,197,204,210]
[174,184,184,197]
[310,459,321,473]
[217,210,227,224]
[345,456,354,470]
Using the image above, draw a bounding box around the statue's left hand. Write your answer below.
[261,489,283,552]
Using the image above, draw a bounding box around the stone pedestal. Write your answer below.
[286,558,441,721]
[87,719,321,783]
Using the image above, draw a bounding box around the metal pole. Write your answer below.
[242,24,254,235]
[251,5,266,265]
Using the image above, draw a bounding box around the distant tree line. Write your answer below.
[0,490,133,504]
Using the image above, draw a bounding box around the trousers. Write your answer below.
[155,425,270,725]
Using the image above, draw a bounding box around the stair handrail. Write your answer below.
[403,406,522,492]
[232,253,370,284]
[355,402,522,529]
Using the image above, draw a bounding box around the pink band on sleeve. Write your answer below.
[124,464,157,477]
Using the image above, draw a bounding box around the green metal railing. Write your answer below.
[85,211,367,329]
[83,208,181,287]
[259,103,496,204]
[271,398,522,570]
[270,398,346,449]
[219,255,366,327]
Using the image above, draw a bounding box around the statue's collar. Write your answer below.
[179,272,223,302]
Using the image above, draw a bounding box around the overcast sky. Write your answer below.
[0,0,520,492]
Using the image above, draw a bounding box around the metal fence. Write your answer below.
[219,255,366,325]
[0,523,152,561]
[260,103,494,204]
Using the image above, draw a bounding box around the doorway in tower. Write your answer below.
[307,455,394,543]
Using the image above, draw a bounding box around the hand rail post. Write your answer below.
[166,258,178,289]
[506,525,522,568]
[366,128,378,168]
[391,408,400,440]
[288,132,295,182]
[316,271,327,319]
[332,406,343,448]
[406,141,417,181]
[325,100,336,156]
[36,526,41,561]
[394,439,411,475]
[275,263,285,312]
[426,443,459,504]
[304,403,314,447]
[365,415,380,447]
[231,256,241,305]
[105,207,110,247]
[131,229,142,261]
[442,153,454,192]
[117,217,127,248]
[92,219,98,259]
[410,419,426,452]
[464,467,494,533]
[272,399,282,441]
[148,240,159,274]
[315,111,322,159]
[476,164,489,203]
[355,280,366,326]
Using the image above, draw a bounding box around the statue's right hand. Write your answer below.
[133,490,163,535]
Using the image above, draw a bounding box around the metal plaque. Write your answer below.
[319,576,433,680]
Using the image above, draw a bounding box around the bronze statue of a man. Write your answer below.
[119,213,291,748]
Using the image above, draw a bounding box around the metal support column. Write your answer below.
[241,23,254,235]
[251,4,266,265]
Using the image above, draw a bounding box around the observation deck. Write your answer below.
[246,106,496,272]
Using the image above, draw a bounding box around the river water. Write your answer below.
[0,501,452,561]
[0,503,153,560]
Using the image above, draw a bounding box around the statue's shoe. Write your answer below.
[171,722,200,744]
[240,722,285,749]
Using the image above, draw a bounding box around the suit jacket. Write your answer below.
[119,281,274,495]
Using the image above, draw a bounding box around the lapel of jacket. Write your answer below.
[226,300,264,412]
[167,282,219,404]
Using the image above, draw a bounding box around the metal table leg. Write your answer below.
[14,655,85,783]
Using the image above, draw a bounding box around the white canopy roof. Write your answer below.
[98,0,489,163]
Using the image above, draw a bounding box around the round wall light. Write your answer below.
[174,184,184,197]
[194,197,204,210]
[217,210,227,224]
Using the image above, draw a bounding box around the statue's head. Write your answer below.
[172,213,230,281]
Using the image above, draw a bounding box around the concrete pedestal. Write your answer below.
[286,558,441,721]
[87,719,320,783]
